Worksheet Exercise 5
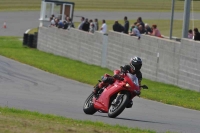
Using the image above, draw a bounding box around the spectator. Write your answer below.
[138,25,145,34]
[137,17,145,30]
[94,18,99,31]
[113,21,124,33]
[136,17,145,35]
[89,19,93,23]
[129,25,141,39]
[129,26,132,34]
[144,23,152,34]
[50,17,55,26]
[188,29,193,39]
[150,24,162,38]
[100,19,107,34]
[89,19,95,33]
[67,18,75,30]
[136,23,140,28]
[66,16,70,22]
[89,24,95,33]
[78,17,85,30]
[124,16,129,34]
[51,14,55,19]
[63,21,68,29]
[55,18,59,27]
[132,22,138,29]
[129,22,137,34]
[193,28,200,41]
[82,18,90,32]
[58,20,64,28]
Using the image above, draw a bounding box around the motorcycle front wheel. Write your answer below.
[108,93,129,118]
[83,93,97,115]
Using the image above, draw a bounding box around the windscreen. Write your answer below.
[127,73,139,86]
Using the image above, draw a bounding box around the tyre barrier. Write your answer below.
[23,33,28,46]
[32,32,38,48]
[28,34,34,47]
[23,32,38,48]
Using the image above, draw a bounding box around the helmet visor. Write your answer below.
[130,63,135,71]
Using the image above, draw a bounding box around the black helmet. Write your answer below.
[130,56,142,71]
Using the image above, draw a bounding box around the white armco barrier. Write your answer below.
[37,27,200,92]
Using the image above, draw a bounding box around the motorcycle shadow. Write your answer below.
[94,114,167,125]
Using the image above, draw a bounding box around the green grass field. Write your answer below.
[0,107,157,133]
[0,0,200,12]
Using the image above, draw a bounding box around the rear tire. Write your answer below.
[108,93,129,118]
[83,93,97,115]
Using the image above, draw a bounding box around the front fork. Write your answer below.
[112,92,124,105]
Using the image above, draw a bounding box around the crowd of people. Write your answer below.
[49,14,200,41]
[112,16,162,39]
[50,15,108,34]
[50,15,75,30]
[76,17,108,34]
[77,17,104,33]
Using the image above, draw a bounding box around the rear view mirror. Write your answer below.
[140,85,148,89]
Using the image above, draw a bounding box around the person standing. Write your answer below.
[89,19,95,33]
[113,21,124,33]
[94,18,99,31]
[82,18,90,32]
[149,24,162,38]
[129,25,141,39]
[137,17,145,30]
[124,16,129,34]
[144,23,152,34]
[194,28,200,41]
[67,18,75,30]
[78,17,85,30]
[188,29,193,39]
[100,19,107,34]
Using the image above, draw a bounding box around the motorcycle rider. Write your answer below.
[93,56,142,108]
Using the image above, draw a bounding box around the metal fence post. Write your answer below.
[101,34,108,67]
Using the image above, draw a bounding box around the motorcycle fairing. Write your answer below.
[93,73,140,112]
[93,81,126,112]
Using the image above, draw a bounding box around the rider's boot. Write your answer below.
[126,90,141,108]
[93,82,107,97]
[93,76,114,97]
[134,90,141,96]
[93,86,101,96]
[126,100,133,108]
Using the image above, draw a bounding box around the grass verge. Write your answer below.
[28,27,38,34]
[0,0,200,12]
[0,107,157,133]
[0,37,200,111]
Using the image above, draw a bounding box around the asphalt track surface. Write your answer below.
[1,55,200,133]
[0,11,200,36]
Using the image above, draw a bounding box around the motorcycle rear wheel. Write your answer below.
[108,93,129,118]
[83,93,97,115]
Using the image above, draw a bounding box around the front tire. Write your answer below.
[83,93,97,115]
[108,93,129,118]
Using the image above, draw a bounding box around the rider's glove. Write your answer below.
[120,66,127,73]
[113,74,124,81]
[102,76,115,84]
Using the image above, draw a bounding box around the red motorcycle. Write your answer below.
[83,69,148,118]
